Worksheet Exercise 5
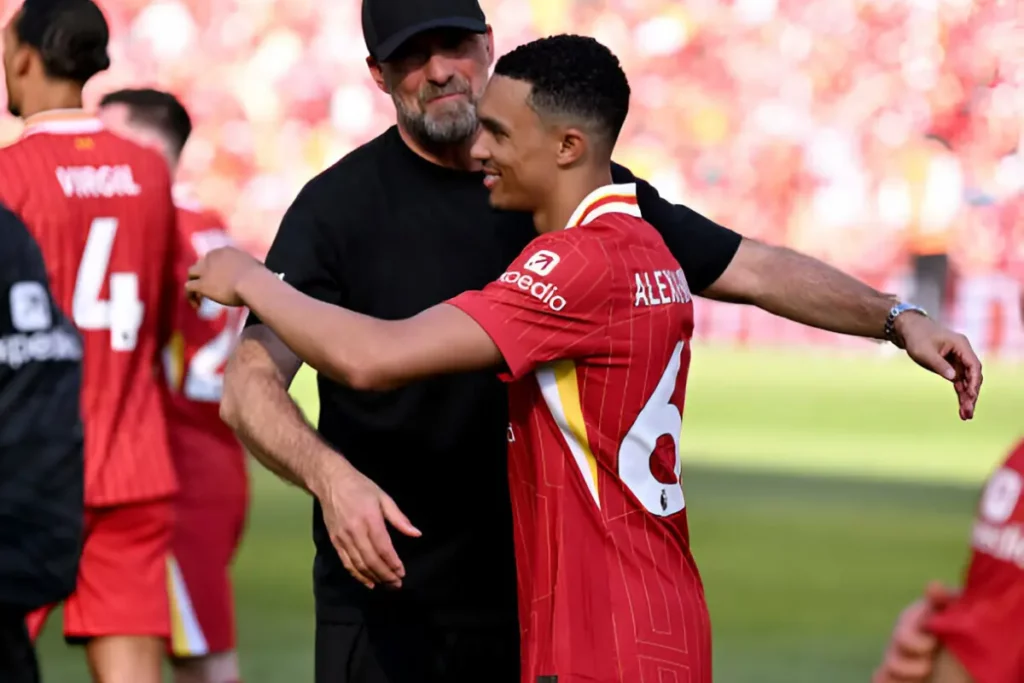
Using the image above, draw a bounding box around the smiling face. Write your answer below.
[369,27,493,147]
[470,75,563,212]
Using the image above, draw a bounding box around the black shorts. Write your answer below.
[315,617,519,683]
[0,608,39,683]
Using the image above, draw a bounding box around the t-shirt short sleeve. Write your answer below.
[245,180,344,328]
[447,230,611,381]
[611,163,742,294]
[928,453,1024,683]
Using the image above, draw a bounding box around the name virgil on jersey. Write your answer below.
[55,164,141,199]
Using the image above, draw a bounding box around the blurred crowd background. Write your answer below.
[0,0,1022,355]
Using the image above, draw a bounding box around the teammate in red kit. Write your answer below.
[0,2,177,682]
[97,88,248,683]
[873,438,1024,683]
[187,35,712,683]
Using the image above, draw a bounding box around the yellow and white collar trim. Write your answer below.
[565,182,641,229]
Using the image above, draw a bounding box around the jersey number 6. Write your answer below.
[618,340,687,517]
[73,217,143,351]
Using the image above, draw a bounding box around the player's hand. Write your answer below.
[312,457,422,590]
[185,246,264,308]
[872,582,959,683]
[894,313,983,421]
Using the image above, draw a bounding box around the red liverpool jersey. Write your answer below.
[929,439,1024,683]
[0,110,178,506]
[163,186,246,502]
[449,183,710,683]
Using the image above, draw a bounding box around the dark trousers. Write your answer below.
[911,253,949,323]
[315,617,519,683]
[0,607,39,683]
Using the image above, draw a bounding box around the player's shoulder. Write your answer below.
[517,225,608,269]
[976,440,1024,527]
[0,133,41,168]
[96,130,171,177]
[1002,439,1024,475]
[174,186,225,230]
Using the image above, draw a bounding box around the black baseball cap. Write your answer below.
[362,0,487,62]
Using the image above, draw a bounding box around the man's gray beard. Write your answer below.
[394,96,478,147]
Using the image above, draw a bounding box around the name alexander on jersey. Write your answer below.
[497,265,693,313]
[634,268,692,308]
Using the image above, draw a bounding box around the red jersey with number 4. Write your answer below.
[449,183,710,683]
[0,110,177,506]
[162,187,246,502]
[929,439,1024,683]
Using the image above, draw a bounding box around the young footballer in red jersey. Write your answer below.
[188,35,712,683]
[873,437,1024,683]
[98,89,248,683]
[0,2,177,681]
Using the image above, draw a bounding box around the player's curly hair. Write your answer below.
[16,0,110,85]
[99,89,193,159]
[493,34,630,151]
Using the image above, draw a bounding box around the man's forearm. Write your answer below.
[704,240,896,339]
[222,329,342,493]
[233,267,502,391]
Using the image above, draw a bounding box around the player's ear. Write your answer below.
[366,57,389,94]
[483,26,495,67]
[556,128,586,168]
[11,44,33,78]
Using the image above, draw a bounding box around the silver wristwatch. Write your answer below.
[884,302,928,348]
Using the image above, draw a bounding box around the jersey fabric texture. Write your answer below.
[0,203,83,613]
[929,439,1024,683]
[0,110,178,507]
[163,186,248,657]
[249,125,739,681]
[450,183,709,683]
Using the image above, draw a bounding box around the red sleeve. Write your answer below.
[447,229,611,381]
[929,451,1024,683]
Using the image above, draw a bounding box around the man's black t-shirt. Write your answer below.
[0,204,83,611]
[250,126,741,622]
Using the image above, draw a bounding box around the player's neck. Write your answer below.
[396,123,481,172]
[532,167,614,235]
[18,82,85,120]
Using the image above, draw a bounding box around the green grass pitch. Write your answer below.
[36,346,1024,682]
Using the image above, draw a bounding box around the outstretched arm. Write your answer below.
[189,251,503,391]
[236,268,502,390]
[706,240,981,419]
[703,239,894,336]
[621,168,984,420]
